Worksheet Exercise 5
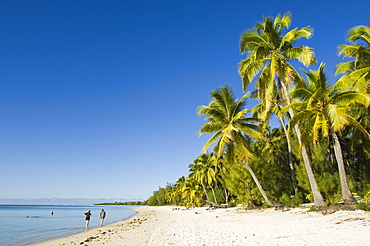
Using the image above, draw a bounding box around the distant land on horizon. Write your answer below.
[0,197,145,205]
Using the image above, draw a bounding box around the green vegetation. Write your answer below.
[94,201,145,206]
[145,13,370,210]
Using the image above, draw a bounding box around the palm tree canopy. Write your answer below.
[238,12,316,104]
[336,25,370,92]
[197,85,263,161]
[288,63,370,144]
[189,153,218,187]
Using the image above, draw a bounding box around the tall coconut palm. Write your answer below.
[238,12,316,106]
[197,85,282,207]
[289,63,370,207]
[336,24,370,92]
[238,12,325,208]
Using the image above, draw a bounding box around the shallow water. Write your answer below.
[0,204,138,246]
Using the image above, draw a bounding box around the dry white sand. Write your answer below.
[34,205,370,246]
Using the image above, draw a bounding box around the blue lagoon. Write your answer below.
[0,204,137,246]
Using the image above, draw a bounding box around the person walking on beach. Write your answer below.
[99,209,106,227]
[84,210,92,229]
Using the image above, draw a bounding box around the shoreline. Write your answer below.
[33,206,161,246]
[33,205,370,245]
[26,209,138,246]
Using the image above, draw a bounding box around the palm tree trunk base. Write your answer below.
[274,205,290,212]
[204,200,229,208]
[315,204,357,214]
[342,204,357,210]
[342,200,357,211]
[269,199,287,210]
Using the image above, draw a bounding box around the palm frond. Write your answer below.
[333,91,370,107]
[347,25,370,44]
[240,31,269,54]
[312,114,328,143]
[341,67,370,92]
[288,110,314,132]
[337,44,362,58]
[238,58,266,91]
[238,123,264,140]
[197,105,225,123]
[201,131,222,152]
[335,61,355,75]
[284,46,316,67]
[280,26,313,49]
[346,115,370,138]
[280,12,291,29]
[233,92,249,117]
[199,122,222,136]
[326,104,347,131]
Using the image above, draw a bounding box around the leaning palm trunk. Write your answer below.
[290,109,325,208]
[280,81,325,208]
[224,189,230,204]
[330,128,356,207]
[210,186,218,204]
[201,183,210,204]
[244,161,284,207]
[278,116,298,194]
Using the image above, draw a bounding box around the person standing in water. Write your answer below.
[84,210,92,229]
[99,209,106,227]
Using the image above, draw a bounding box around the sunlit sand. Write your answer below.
[34,205,370,245]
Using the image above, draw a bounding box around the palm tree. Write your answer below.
[189,153,219,204]
[238,12,325,208]
[289,63,370,207]
[182,177,202,207]
[238,12,316,107]
[336,24,370,92]
[336,24,370,164]
[169,176,186,205]
[336,24,370,180]
[200,153,220,204]
[197,85,282,207]
[188,155,208,202]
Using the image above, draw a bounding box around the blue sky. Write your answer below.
[1,0,369,202]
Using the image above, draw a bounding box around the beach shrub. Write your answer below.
[219,160,255,204]
[317,173,341,205]
[279,192,305,207]
[292,192,305,205]
[205,187,227,205]
[306,205,318,213]
[146,186,171,206]
[356,202,370,211]
[249,130,294,200]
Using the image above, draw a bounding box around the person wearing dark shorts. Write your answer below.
[84,210,92,228]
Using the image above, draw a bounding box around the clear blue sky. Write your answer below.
[1,0,369,202]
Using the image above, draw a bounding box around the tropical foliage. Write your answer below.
[145,13,370,210]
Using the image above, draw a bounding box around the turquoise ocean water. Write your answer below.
[0,204,138,246]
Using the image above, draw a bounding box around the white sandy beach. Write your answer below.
[34,205,370,246]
